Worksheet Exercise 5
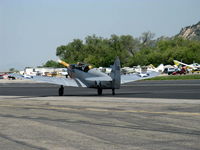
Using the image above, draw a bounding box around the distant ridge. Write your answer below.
[177,21,200,40]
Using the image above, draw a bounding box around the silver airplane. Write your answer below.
[10,57,160,96]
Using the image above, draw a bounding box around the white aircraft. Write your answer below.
[121,67,136,74]
[147,64,164,73]
[174,60,200,70]
[10,57,160,96]
[22,74,32,79]
[98,67,112,74]
[137,72,150,77]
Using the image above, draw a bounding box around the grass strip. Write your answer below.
[146,74,200,80]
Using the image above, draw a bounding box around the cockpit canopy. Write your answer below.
[70,62,91,72]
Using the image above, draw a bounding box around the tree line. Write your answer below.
[44,32,200,68]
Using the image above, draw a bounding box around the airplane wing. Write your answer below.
[121,71,160,84]
[174,60,194,69]
[9,73,86,87]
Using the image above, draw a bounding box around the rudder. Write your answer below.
[110,57,121,89]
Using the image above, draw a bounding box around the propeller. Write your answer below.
[58,59,70,68]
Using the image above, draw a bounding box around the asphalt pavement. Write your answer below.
[0,80,200,99]
[0,79,200,150]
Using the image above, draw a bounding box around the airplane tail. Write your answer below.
[156,64,164,72]
[110,57,121,89]
[173,60,181,66]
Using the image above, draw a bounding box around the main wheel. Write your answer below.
[97,88,102,95]
[112,88,115,95]
[59,85,64,96]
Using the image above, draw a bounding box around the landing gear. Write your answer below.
[97,87,102,95]
[96,81,103,96]
[112,88,115,95]
[59,85,64,96]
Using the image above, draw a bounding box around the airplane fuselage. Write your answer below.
[68,68,116,89]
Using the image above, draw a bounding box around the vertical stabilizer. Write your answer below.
[110,57,121,89]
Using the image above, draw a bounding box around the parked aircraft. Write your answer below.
[174,60,200,70]
[121,67,135,74]
[98,67,112,75]
[137,72,150,77]
[147,64,164,73]
[10,57,160,96]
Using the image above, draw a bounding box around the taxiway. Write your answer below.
[0,80,200,150]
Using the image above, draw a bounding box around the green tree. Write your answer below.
[9,68,18,72]
[43,60,62,68]
[52,34,200,68]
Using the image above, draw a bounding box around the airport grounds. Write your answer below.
[0,75,200,150]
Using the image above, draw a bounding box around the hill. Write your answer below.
[177,21,200,40]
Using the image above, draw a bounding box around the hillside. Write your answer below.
[177,21,200,40]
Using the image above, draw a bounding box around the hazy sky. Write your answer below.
[0,0,200,71]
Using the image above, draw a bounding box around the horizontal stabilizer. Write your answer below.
[121,71,160,84]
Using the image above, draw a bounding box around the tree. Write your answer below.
[43,60,62,68]
[140,31,155,46]
[9,68,18,72]
[52,34,200,68]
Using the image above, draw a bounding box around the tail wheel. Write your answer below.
[59,85,64,96]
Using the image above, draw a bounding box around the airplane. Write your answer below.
[137,72,150,77]
[98,67,112,75]
[10,57,160,96]
[173,60,200,70]
[147,64,164,73]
